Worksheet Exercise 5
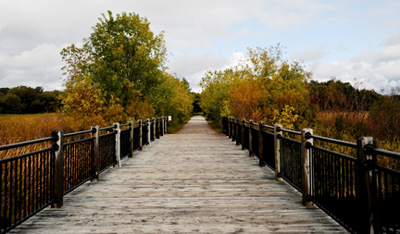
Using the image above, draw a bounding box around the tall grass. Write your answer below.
[0,113,81,160]
[314,111,400,153]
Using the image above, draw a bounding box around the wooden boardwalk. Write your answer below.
[11,116,347,233]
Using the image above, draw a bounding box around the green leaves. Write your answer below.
[61,11,191,129]
[200,46,311,129]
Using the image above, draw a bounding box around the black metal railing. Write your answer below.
[250,124,259,157]
[0,138,55,233]
[374,148,400,233]
[0,117,168,233]
[99,131,116,172]
[133,126,140,151]
[280,136,303,192]
[142,121,148,146]
[150,120,155,142]
[63,130,95,195]
[243,124,250,150]
[260,126,275,170]
[222,117,400,234]
[120,129,130,159]
[310,138,359,232]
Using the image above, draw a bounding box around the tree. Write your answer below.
[148,74,193,125]
[61,11,192,129]
[61,11,167,125]
[200,46,311,129]
[0,86,61,114]
[0,94,23,113]
[87,11,166,103]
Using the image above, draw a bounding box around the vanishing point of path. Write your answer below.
[11,116,347,233]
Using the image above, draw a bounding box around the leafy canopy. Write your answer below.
[200,46,311,129]
[61,11,192,128]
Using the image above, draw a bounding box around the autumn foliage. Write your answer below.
[200,46,311,130]
[61,11,192,130]
[200,46,399,151]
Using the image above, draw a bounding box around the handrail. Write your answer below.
[64,129,95,137]
[278,127,301,135]
[222,116,400,233]
[0,136,55,151]
[0,116,168,234]
[373,147,400,159]
[310,134,357,148]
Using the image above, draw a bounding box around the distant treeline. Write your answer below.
[0,86,62,114]
[309,79,382,111]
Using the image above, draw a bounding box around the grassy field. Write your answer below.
[0,113,80,146]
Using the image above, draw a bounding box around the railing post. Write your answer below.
[114,122,121,167]
[139,119,143,151]
[241,120,246,149]
[91,125,100,182]
[259,121,265,167]
[249,120,253,157]
[228,117,231,138]
[236,119,240,145]
[161,117,164,137]
[357,136,379,233]
[232,118,236,142]
[163,115,172,135]
[302,128,313,207]
[160,117,163,138]
[51,130,64,208]
[128,121,134,158]
[152,117,156,141]
[147,118,151,146]
[274,124,283,182]
[161,117,163,135]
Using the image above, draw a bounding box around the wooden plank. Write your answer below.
[11,116,347,233]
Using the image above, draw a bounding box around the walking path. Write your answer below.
[11,116,346,233]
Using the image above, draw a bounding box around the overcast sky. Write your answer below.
[1,0,400,93]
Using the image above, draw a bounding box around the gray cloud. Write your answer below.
[306,32,400,92]
[0,0,399,93]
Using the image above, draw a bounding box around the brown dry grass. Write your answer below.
[0,113,81,159]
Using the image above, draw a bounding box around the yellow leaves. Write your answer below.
[126,98,155,120]
[229,78,264,121]
[200,46,311,129]
[272,105,299,130]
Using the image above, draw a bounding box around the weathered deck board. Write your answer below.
[11,116,347,233]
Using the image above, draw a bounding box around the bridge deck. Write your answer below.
[11,116,347,233]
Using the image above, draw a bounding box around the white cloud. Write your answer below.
[307,32,400,92]
[0,43,64,90]
[167,51,230,92]
[291,46,328,61]
[0,0,399,94]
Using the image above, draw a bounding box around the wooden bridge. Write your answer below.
[10,116,346,233]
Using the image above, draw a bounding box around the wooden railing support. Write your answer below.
[51,130,64,208]
[227,117,231,138]
[249,120,253,157]
[128,121,134,158]
[301,128,313,207]
[91,125,100,181]
[236,119,240,145]
[241,119,246,149]
[232,118,236,142]
[147,118,151,146]
[162,117,165,136]
[274,124,283,182]
[139,119,143,151]
[259,122,265,167]
[357,136,379,233]
[151,117,156,141]
[114,122,121,167]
